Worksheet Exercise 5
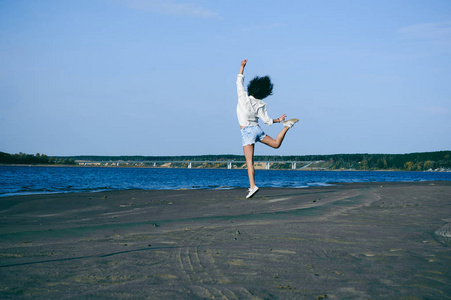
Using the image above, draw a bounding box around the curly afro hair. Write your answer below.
[247,75,273,100]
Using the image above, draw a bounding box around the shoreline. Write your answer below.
[1,179,450,199]
[1,163,450,172]
[1,182,450,298]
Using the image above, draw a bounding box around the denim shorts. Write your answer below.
[241,125,267,146]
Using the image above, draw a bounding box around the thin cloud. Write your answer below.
[116,0,219,18]
[398,21,451,41]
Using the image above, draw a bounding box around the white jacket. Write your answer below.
[236,74,273,127]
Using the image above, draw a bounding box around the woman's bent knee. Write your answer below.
[268,141,280,149]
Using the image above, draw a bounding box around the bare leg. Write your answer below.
[243,144,256,188]
[260,127,290,149]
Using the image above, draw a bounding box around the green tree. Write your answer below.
[404,161,414,171]
[361,159,369,170]
[424,160,434,170]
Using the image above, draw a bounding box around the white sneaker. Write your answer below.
[246,186,259,198]
[283,118,299,128]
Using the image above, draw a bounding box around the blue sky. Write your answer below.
[1,0,450,156]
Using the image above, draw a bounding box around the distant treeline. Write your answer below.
[293,151,450,171]
[0,152,75,165]
[1,151,449,171]
[61,151,450,171]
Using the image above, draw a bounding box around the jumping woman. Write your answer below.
[237,59,299,198]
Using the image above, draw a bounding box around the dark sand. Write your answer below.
[1,182,450,299]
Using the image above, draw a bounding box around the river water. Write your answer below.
[1,166,450,197]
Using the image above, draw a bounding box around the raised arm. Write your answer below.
[237,59,248,98]
[239,59,247,75]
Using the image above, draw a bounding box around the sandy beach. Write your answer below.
[1,182,450,299]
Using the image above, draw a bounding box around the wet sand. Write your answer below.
[1,182,450,299]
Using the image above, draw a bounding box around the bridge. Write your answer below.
[172,160,318,170]
[77,160,322,170]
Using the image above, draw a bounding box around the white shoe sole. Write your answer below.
[246,187,259,198]
[283,118,299,128]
